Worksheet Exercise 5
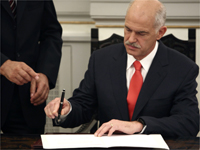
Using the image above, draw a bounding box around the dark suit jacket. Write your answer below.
[60,41,199,137]
[0,0,62,128]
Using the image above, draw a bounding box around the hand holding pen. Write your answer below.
[44,89,72,124]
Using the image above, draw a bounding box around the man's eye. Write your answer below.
[137,32,146,36]
[126,27,131,32]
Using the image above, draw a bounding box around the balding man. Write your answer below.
[45,0,199,137]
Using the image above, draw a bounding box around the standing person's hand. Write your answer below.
[0,60,39,85]
[30,73,49,106]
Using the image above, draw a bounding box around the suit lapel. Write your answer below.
[110,44,129,121]
[17,0,27,24]
[1,1,13,19]
[132,41,169,120]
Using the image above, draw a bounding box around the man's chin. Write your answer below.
[127,51,137,58]
[126,48,138,54]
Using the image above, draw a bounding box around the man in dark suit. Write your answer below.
[0,0,62,134]
[45,0,199,137]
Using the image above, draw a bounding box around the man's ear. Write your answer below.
[157,26,167,40]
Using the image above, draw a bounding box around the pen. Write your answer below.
[57,89,65,123]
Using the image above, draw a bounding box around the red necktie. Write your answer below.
[8,0,17,20]
[127,61,143,120]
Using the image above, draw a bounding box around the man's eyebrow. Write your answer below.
[125,25,131,30]
[137,31,148,34]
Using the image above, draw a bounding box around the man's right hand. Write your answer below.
[44,98,71,119]
[0,60,39,85]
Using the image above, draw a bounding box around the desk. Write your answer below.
[0,134,199,150]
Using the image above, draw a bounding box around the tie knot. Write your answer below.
[133,61,142,71]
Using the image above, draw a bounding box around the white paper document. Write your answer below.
[41,134,169,149]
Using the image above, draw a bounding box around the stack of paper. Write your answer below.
[41,134,169,149]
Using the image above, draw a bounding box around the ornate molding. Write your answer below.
[90,0,200,26]
[54,0,92,21]
[53,0,200,26]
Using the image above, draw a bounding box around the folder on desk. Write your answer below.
[40,134,169,149]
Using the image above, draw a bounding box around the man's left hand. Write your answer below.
[94,119,143,137]
[30,73,49,106]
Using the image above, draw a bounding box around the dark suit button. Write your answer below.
[17,53,20,57]
[14,25,17,30]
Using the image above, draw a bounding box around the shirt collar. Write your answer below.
[126,41,159,70]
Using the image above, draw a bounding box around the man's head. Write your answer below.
[124,0,167,60]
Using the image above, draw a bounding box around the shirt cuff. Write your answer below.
[140,125,147,133]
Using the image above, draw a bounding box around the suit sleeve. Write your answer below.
[0,22,9,66]
[0,53,9,66]
[141,64,199,137]
[58,53,98,128]
[36,0,62,89]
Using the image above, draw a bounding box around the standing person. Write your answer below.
[0,0,62,134]
[45,0,199,137]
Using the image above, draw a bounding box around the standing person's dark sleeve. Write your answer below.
[36,0,63,89]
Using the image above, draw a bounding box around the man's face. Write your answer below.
[124,10,161,60]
